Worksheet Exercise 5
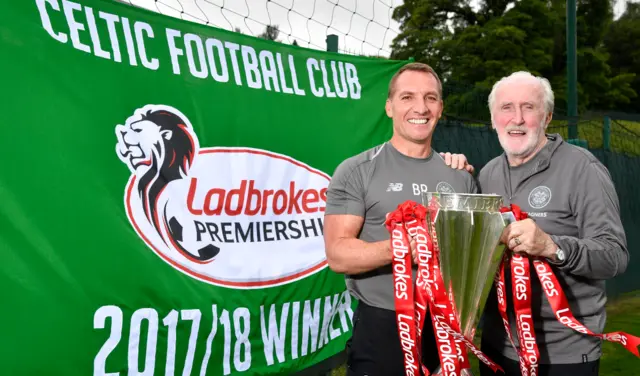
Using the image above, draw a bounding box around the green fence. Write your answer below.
[432,115,640,299]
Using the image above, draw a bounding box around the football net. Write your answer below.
[114,0,401,57]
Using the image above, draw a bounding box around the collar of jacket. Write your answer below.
[500,133,564,176]
[499,133,564,200]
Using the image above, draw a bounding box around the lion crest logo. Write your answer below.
[528,186,552,209]
[116,105,219,264]
[115,105,329,288]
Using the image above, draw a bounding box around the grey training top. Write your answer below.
[325,142,478,311]
[478,134,629,364]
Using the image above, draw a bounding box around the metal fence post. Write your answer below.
[603,116,611,151]
[326,34,338,53]
[567,0,578,140]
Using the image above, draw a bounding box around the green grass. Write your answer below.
[598,292,640,375]
[547,119,640,156]
[328,292,640,376]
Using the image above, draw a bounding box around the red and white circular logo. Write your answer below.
[115,105,329,288]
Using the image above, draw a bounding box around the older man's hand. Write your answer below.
[500,218,558,260]
[440,152,475,174]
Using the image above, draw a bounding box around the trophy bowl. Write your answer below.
[421,192,507,348]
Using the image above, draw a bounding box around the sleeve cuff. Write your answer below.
[548,235,572,267]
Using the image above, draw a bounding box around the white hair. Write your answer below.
[488,71,555,115]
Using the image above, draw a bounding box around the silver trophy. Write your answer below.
[421,192,508,376]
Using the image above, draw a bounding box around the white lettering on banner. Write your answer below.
[94,305,123,376]
[128,308,159,376]
[261,303,290,365]
[165,32,360,98]
[307,58,324,97]
[84,6,110,60]
[318,295,341,347]
[120,17,139,66]
[97,4,122,59]
[35,0,156,67]
[133,21,159,70]
[234,308,252,373]
[287,55,306,96]
[242,45,262,89]
[205,38,229,82]
[219,308,252,374]
[62,0,91,53]
[345,63,362,99]
[36,0,68,43]
[163,310,179,375]
[260,292,353,364]
[276,54,294,94]
[320,60,337,98]
[93,292,354,375]
[34,0,362,99]
[332,61,349,98]
[306,58,361,98]
[166,28,184,74]
[259,50,280,92]
[291,302,300,360]
[224,41,243,85]
[184,33,208,78]
[301,298,321,356]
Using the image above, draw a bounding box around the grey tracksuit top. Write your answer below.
[478,133,629,364]
[325,142,478,311]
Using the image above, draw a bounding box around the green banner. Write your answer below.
[0,0,407,375]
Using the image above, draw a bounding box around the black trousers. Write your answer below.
[346,302,441,376]
[478,339,600,376]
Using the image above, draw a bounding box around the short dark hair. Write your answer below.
[387,62,443,99]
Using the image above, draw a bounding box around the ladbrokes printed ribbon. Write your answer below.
[385,201,503,376]
[497,204,640,376]
[496,206,540,376]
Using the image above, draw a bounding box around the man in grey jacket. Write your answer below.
[476,71,629,375]
[324,62,477,376]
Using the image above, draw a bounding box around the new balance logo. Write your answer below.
[387,183,403,192]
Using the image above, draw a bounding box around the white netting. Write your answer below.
[114,0,402,57]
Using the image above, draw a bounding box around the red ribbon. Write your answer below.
[385,200,503,376]
[497,204,640,375]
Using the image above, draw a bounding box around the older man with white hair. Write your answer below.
[475,71,629,376]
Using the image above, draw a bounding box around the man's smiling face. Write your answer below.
[492,78,551,159]
[385,70,443,144]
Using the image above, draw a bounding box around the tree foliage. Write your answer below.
[259,25,280,42]
[390,0,638,117]
[603,3,640,112]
